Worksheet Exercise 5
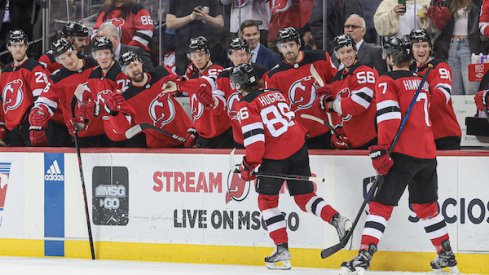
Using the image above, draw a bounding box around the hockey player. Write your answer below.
[340,36,458,274]
[38,22,90,75]
[79,36,146,147]
[319,34,377,149]
[29,38,105,147]
[232,63,352,270]
[474,89,489,112]
[0,30,52,146]
[171,38,268,147]
[409,29,461,150]
[266,27,338,149]
[104,51,195,148]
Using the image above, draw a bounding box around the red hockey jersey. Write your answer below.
[94,3,154,52]
[481,0,489,37]
[268,0,314,41]
[36,58,101,137]
[1,59,51,130]
[265,51,337,138]
[411,59,461,141]
[178,64,231,139]
[85,63,129,141]
[38,50,62,76]
[216,63,269,145]
[110,68,193,148]
[235,89,307,166]
[330,63,377,148]
[375,70,436,159]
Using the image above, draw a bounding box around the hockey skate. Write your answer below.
[339,244,377,275]
[331,214,352,240]
[265,243,292,270]
[431,241,459,274]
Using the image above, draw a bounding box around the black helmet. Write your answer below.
[383,35,412,64]
[91,36,113,52]
[334,34,356,51]
[188,36,209,53]
[228,37,250,55]
[409,29,432,47]
[7,30,28,46]
[52,37,74,57]
[119,51,142,67]
[63,22,89,37]
[230,63,257,91]
[276,27,301,45]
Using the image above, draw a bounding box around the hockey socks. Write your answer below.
[412,202,450,253]
[359,201,393,250]
[294,193,338,223]
[258,194,288,244]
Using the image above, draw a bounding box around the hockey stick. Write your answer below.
[70,84,96,260]
[124,123,187,142]
[320,64,434,259]
[230,149,325,182]
[300,114,351,149]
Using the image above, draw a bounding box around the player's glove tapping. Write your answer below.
[236,157,257,181]
[369,144,394,175]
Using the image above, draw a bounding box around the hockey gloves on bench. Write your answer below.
[319,94,335,113]
[184,128,197,148]
[369,144,393,175]
[474,90,489,111]
[28,104,50,146]
[104,92,125,116]
[237,157,257,181]
[196,85,214,108]
[330,126,351,149]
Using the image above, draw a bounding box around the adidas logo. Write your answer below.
[45,160,64,181]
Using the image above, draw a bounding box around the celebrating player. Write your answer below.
[340,36,458,274]
[232,63,351,270]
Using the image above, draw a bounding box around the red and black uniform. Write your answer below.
[411,59,461,149]
[217,63,268,146]
[0,59,50,146]
[178,64,234,148]
[329,63,378,148]
[109,68,193,148]
[481,0,489,38]
[36,58,107,145]
[38,50,62,76]
[266,51,338,148]
[359,70,449,254]
[267,0,314,41]
[94,3,154,52]
[85,63,134,145]
[236,88,340,246]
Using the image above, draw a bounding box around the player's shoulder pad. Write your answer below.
[106,63,123,80]
[50,67,75,83]
[428,58,448,68]
[22,58,44,71]
[380,70,417,80]
[2,62,15,73]
[267,62,290,79]
[218,67,232,78]
[122,83,143,101]
[130,2,145,13]
[240,90,264,103]
[89,66,103,79]
[148,66,171,85]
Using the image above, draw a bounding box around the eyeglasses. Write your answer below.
[344,24,363,30]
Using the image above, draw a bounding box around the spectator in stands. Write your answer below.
[309,0,363,52]
[166,0,225,76]
[221,0,270,46]
[374,0,430,36]
[433,0,487,95]
[358,0,382,43]
[240,20,281,70]
[333,14,387,73]
[94,0,154,52]
[96,22,154,71]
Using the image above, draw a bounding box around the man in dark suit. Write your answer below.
[240,20,281,70]
[334,14,387,73]
[97,22,154,71]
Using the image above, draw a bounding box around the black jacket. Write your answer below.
[434,0,489,58]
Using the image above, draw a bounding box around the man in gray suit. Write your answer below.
[96,22,154,71]
[334,14,387,73]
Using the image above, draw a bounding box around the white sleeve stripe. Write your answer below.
[212,89,225,97]
[34,99,56,116]
[133,36,149,46]
[435,84,452,105]
[137,30,153,37]
[32,88,44,97]
[244,134,265,147]
[377,112,401,123]
[377,100,399,110]
[352,86,374,97]
[351,94,371,109]
[202,75,217,90]
[242,122,264,133]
